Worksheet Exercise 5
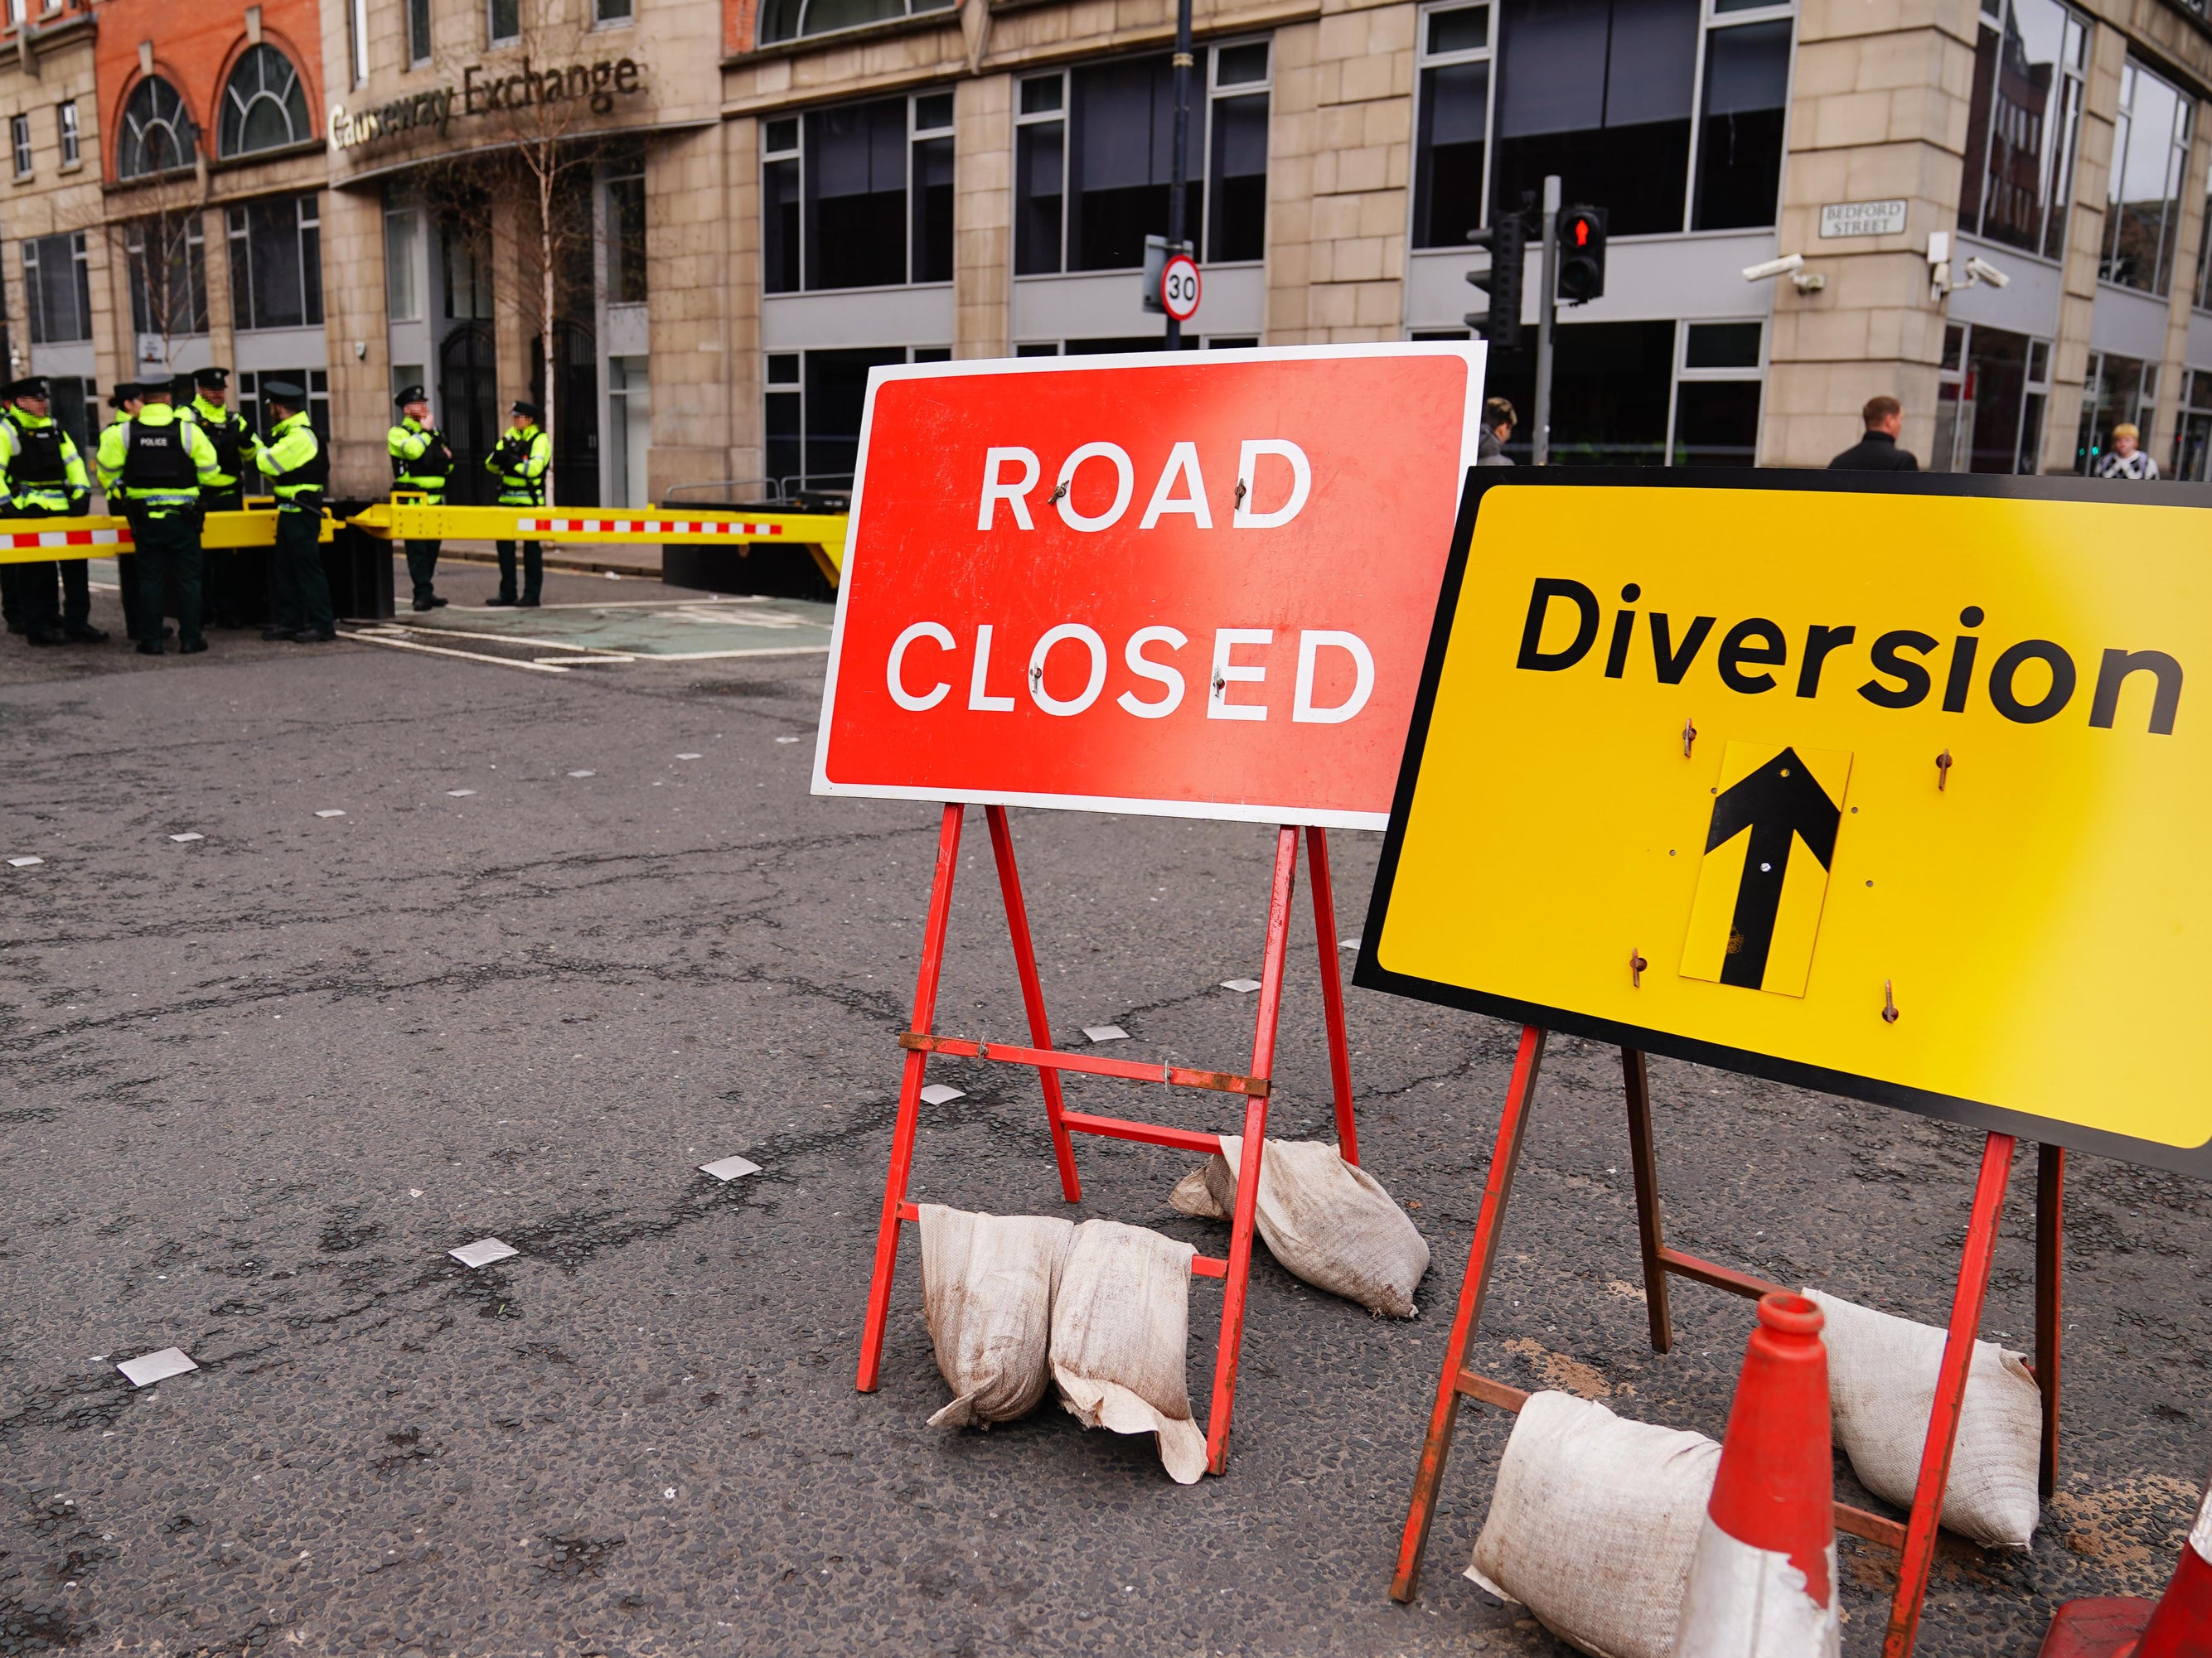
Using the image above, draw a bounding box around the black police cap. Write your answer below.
[511,399,542,422]
[109,383,142,408]
[263,379,307,407]
[394,384,428,407]
[194,366,230,389]
[7,375,51,401]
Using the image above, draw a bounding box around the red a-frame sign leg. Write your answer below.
[856,802,1360,1476]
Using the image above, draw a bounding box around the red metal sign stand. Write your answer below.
[855,802,1361,1475]
[1388,1025,2065,1658]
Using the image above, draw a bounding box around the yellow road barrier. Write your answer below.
[0,501,332,565]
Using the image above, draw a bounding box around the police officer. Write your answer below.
[387,384,453,611]
[0,375,104,646]
[254,381,336,643]
[189,367,260,627]
[96,375,220,655]
[99,383,152,645]
[485,399,551,607]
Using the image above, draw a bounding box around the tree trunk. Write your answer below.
[538,153,557,509]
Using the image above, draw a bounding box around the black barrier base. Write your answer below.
[663,541,833,603]
[320,504,394,621]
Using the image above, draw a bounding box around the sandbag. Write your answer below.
[1805,1287,2042,1548]
[917,1205,1075,1428]
[1167,1135,1429,1317]
[1466,1390,1719,1658]
[1048,1218,1208,1483]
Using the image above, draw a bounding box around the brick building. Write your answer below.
[1,0,2210,499]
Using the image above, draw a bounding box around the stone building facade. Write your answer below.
[1,0,2210,500]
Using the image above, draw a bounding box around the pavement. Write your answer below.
[0,558,2207,1656]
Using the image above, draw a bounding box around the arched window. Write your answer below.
[117,75,196,179]
[756,0,952,48]
[219,44,312,158]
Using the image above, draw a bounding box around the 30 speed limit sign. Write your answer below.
[1160,254,1201,322]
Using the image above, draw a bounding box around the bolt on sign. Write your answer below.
[1357,471,2212,1177]
[811,346,1489,827]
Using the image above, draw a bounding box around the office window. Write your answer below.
[2171,369,2212,481]
[1958,0,2085,260]
[409,0,434,65]
[346,0,368,85]
[605,162,646,303]
[238,369,330,442]
[762,346,940,494]
[763,93,956,293]
[1481,318,1676,463]
[117,75,196,178]
[1014,42,1269,276]
[2074,350,2153,471]
[222,46,312,157]
[57,99,78,167]
[597,0,634,19]
[385,208,422,321]
[22,231,90,344]
[1672,321,1764,466]
[443,219,494,320]
[489,0,519,45]
[126,215,209,338]
[11,114,30,178]
[228,194,323,331]
[1413,5,1491,249]
[2101,60,2191,294]
[1929,321,2047,473]
[755,0,953,48]
[1691,16,1792,230]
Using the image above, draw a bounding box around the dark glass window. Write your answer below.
[409,0,433,64]
[763,143,800,295]
[1414,60,1489,249]
[2102,60,2191,295]
[220,44,312,157]
[1683,321,1760,369]
[606,168,647,304]
[117,75,196,180]
[1672,382,1760,466]
[805,100,908,290]
[804,347,905,485]
[227,195,323,331]
[756,0,955,47]
[1208,92,1267,261]
[1959,0,2084,260]
[127,215,209,338]
[912,133,955,283]
[22,231,90,346]
[1691,20,1789,230]
[1480,319,1675,463]
[1492,0,1698,239]
[1070,57,1195,271]
[1015,116,1064,274]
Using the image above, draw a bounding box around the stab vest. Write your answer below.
[200,409,246,480]
[271,429,330,494]
[121,416,197,491]
[7,415,65,486]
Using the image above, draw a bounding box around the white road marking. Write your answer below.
[341,631,569,673]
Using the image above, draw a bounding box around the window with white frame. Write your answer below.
[127,214,209,338]
[1958,0,2086,261]
[227,194,323,331]
[57,99,77,167]
[596,0,635,22]
[755,0,953,49]
[346,0,369,86]
[22,231,90,344]
[489,0,520,46]
[1014,41,1271,275]
[238,369,329,442]
[1672,321,1764,466]
[763,346,946,495]
[2102,59,2192,295]
[220,45,312,157]
[1411,0,1793,246]
[117,76,196,179]
[1930,321,2050,473]
[11,114,30,178]
[603,158,646,304]
[408,0,433,65]
[762,92,953,294]
[385,207,423,322]
[2171,368,2212,481]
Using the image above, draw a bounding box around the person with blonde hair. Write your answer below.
[2096,421,2161,479]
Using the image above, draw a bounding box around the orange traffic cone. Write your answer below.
[1670,1291,1841,1658]
[2040,1472,2212,1658]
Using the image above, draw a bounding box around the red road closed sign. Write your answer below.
[812,346,1488,828]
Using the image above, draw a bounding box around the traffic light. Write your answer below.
[1464,211,1527,350]
[1556,205,1607,303]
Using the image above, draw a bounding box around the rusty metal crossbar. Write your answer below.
[857,801,1362,1476]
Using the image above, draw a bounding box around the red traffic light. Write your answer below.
[1573,219,1590,247]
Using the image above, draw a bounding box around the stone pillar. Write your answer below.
[319,185,390,499]
[725,115,762,490]
[1265,0,1415,343]
[2156,127,2212,468]
[1762,0,1980,469]
[648,121,737,496]
[954,72,1011,359]
[491,192,530,418]
[201,205,236,385]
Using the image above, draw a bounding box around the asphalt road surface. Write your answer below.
[2,565,2206,1657]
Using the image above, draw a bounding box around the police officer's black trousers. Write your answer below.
[9,506,90,634]
[273,508,334,636]
[130,511,204,649]
[494,540,542,603]
[200,488,254,626]
[405,539,442,600]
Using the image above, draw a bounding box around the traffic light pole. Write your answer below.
[1534,174,1560,466]
[1164,0,1194,350]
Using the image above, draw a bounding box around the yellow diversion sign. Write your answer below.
[1355,472,2212,1177]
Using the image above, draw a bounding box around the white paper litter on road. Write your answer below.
[446,789,476,797]
[699,1155,762,1182]
[675,752,702,760]
[8,856,42,867]
[448,1238,520,1269]
[1084,1026,1130,1043]
[169,833,204,844]
[920,1083,966,1105]
[117,1348,197,1388]
[314,810,346,819]
[1339,936,1360,950]
[1220,979,1262,993]
[567,770,597,778]
[775,737,801,744]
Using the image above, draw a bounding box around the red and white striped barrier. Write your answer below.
[514,517,783,537]
[1671,1293,1842,1658]
[0,526,128,552]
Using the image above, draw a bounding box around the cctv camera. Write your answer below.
[1742,254,1806,282]
[1963,256,2011,288]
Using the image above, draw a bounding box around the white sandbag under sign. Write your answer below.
[1804,1288,2041,1548]
[1467,1390,1719,1658]
[918,1204,1075,1428]
[1048,1219,1208,1484]
[1168,1135,1428,1317]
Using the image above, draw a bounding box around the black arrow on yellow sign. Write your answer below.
[1702,747,1842,989]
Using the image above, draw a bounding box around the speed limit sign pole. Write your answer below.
[1164,0,1194,345]
[1161,253,1203,331]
